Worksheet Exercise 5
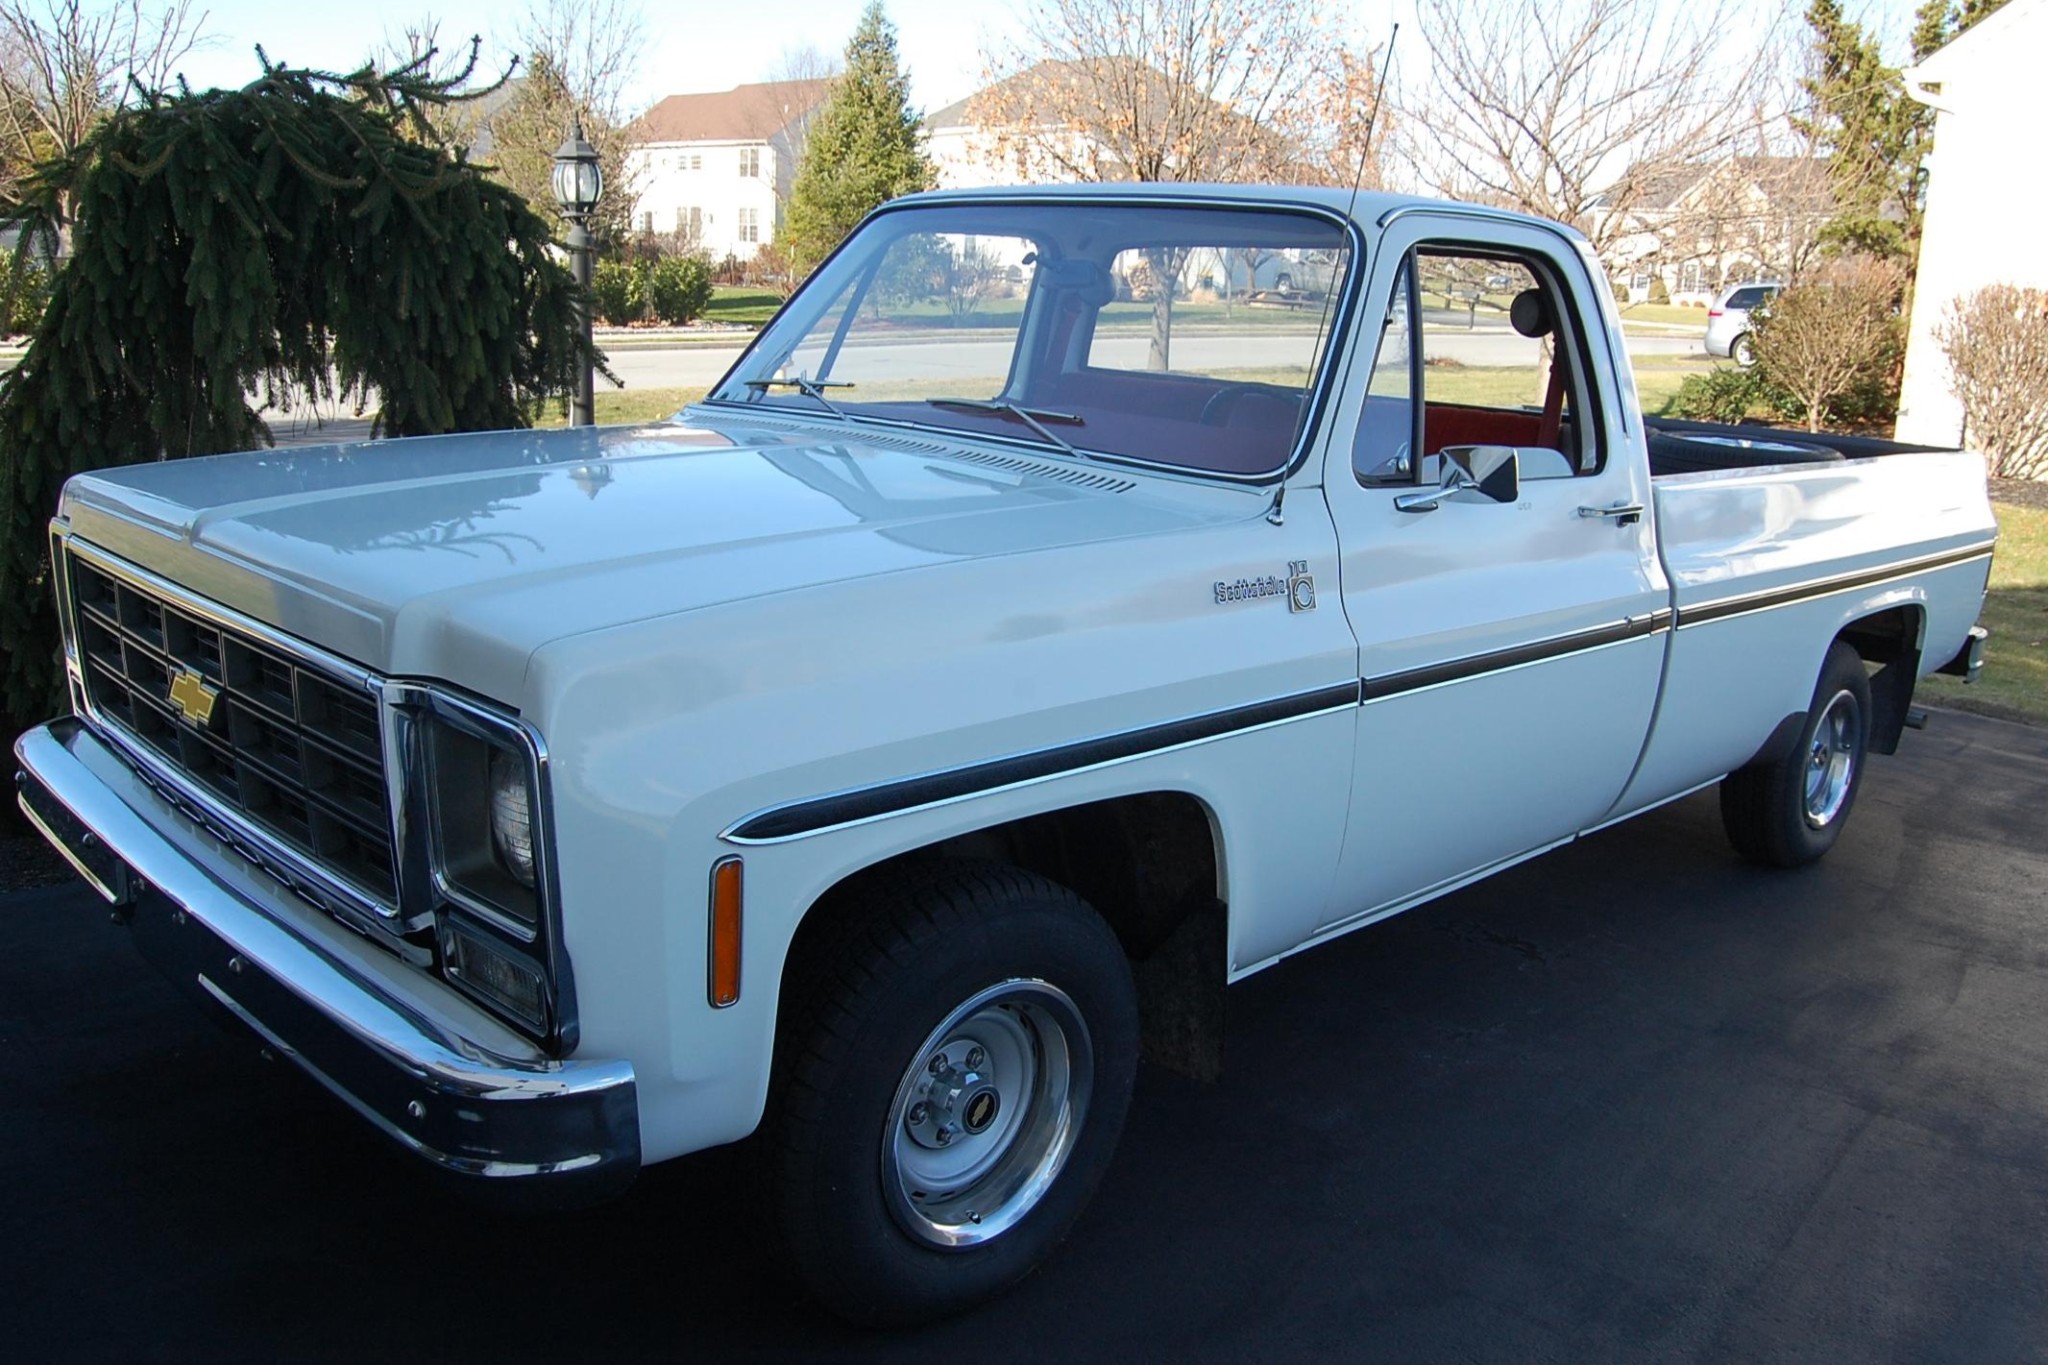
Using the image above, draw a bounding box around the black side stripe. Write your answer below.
[1675,543,1995,628]
[1362,611,1670,702]
[724,681,1362,842]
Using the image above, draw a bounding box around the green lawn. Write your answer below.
[701,287,785,327]
[533,387,707,427]
[1618,302,1710,327]
[1916,500,2047,725]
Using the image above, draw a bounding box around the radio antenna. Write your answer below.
[1345,22,1399,223]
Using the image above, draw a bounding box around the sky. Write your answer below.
[171,0,1041,116]
[166,0,1933,126]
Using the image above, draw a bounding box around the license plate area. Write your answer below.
[16,766,134,905]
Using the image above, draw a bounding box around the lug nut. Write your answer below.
[965,1047,985,1070]
[934,1125,955,1146]
[928,1054,947,1075]
[908,1102,929,1125]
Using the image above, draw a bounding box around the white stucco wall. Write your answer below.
[1896,0,2048,448]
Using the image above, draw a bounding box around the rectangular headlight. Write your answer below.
[425,718,542,933]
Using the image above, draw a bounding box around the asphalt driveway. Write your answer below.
[4,708,2045,1362]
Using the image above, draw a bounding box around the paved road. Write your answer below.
[6,708,2043,1362]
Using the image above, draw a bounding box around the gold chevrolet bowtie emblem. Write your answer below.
[168,668,221,727]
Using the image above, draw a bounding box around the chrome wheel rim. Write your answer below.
[1803,688,1861,828]
[882,979,1092,1249]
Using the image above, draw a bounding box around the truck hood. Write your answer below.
[60,413,1249,703]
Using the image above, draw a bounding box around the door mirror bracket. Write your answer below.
[1393,445,1521,513]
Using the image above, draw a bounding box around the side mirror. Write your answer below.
[1393,445,1521,513]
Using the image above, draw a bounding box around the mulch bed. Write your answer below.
[1990,477,2048,511]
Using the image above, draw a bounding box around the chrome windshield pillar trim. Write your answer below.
[14,720,637,1199]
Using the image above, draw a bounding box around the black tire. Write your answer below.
[767,861,1139,1325]
[1720,640,1871,867]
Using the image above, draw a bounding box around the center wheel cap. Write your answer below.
[961,1086,1001,1135]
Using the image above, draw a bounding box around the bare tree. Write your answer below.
[1937,284,2048,480]
[1407,0,1782,263]
[0,0,204,224]
[508,0,641,126]
[1753,256,1904,433]
[972,0,1381,187]
[473,0,646,246]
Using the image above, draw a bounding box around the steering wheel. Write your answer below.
[1199,382,1292,426]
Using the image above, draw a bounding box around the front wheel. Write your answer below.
[1720,639,1871,867]
[767,862,1138,1324]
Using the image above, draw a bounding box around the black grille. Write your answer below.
[69,554,396,902]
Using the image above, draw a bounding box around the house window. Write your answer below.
[639,211,654,233]
[678,206,702,237]
[737,207,759,243]
[738,147,760,178]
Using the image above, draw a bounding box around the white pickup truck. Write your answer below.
[15,186,1994,1323]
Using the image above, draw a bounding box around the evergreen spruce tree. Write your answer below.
[0,49,592,726]
[1798,0,2006,261]
[781,3,936,282]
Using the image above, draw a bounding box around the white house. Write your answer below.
[1598,156,1835,305]
[624,79,831,262]
[1896,0,2048,449]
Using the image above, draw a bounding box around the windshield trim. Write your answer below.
[698,192,1370,487]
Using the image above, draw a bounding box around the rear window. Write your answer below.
[1726,286,1775,311]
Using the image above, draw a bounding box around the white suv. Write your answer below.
[1706,281,1781,366]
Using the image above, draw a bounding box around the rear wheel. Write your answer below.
[1720,640,1871,867]
[767,862,1138,1324]
[1731,332,1757,367]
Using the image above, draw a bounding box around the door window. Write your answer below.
[1354,248,1598,485]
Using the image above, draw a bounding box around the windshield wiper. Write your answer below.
[743,376,854,418]
[926,398,1085,455]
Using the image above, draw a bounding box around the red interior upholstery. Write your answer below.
[1424,402,1543,455]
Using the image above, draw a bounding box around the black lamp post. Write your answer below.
[552,120,603,427]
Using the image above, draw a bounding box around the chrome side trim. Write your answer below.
[1675,542,1996,629]
[1360,611,1670,703]
[722,682,1361,845]
[15,720,638,1197]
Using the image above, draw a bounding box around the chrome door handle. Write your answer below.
[1577,501,1644,526]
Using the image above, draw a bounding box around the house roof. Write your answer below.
[628,78,832,145]
[1625,155,1828,213]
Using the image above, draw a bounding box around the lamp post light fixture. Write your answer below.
[552,120,603,428]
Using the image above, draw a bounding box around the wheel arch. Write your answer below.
[1837,603,1925,756]
[779,790,1230,1079]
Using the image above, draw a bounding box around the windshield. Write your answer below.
[707,201,1355,478]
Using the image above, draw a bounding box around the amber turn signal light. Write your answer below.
[709,856,743,1008]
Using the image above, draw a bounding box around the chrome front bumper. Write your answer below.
[14,719,640,1204]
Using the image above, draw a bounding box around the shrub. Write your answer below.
[1611,278,1630,306]
[1751,256,1904,433]
[1936,284,2048,479]
[1667,366,1791,424]
[1647,275,1670,305]
[3,257,52,336]
[591,258,646,325]
[647,254,714,325]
